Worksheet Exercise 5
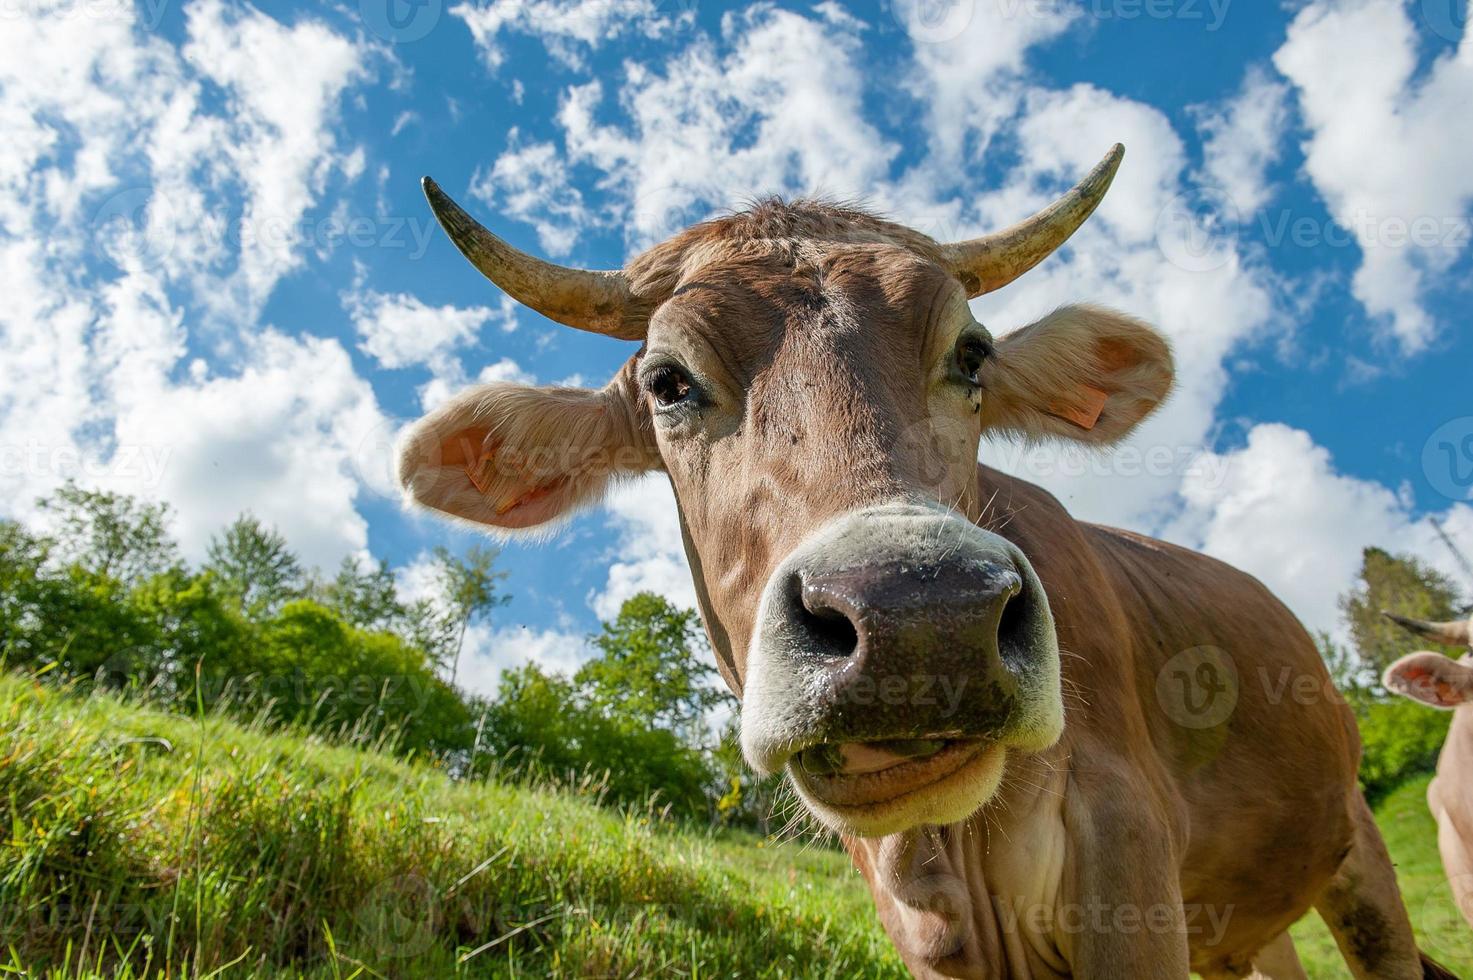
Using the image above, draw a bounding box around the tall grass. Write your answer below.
[0,672,902,978]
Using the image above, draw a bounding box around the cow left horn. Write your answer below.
[942,144,1125,297]
[1384,611,1472,647]
[421,177,646,339]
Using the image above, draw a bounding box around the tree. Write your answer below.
[37,482,178,582]
[577,592,731,745]
[320,555,405,632]
[1340,547,1465,673]
[204,514,304,616]
[429,545,509,686]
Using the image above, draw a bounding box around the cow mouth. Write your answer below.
[791,737,994,809]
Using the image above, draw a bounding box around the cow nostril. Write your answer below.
[801,604,861,658]
[796,576,862,658]
[995,583,1030,663]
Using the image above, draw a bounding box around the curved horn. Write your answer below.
[422,177,645,339]
[943,143,1125,298]
[1383,610,1472,647]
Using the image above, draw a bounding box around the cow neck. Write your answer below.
[844,755,1072,979]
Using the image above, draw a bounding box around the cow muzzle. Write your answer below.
[740,503,1063,836]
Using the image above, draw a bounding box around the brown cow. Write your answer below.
[397,146,1453,979]
[1385,613,1473,933]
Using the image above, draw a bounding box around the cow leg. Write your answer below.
[1247,931,1309,980]
[1197,932,1307,980]
[1313,792,1424,979]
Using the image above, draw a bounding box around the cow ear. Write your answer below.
[979,304,1174,445]
[396,358,661,532]
[1384,651,1473,709]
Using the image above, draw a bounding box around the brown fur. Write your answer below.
[400,197,1437,977]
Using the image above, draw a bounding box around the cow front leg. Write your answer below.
[1057,783,1192,978]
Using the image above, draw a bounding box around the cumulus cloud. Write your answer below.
[0,0,384,569]
[397,551,590,698]
[1192,65,1290,215]
[345,282,514,371]
[1274,0,1473,350]
[471,130,591,255]
[557,5,897,246]
[591,476,696,621]
[1171,423,1473,637]
[451,0,687,72]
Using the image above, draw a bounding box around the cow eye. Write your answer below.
[956,336,991,386]
[647,365,695,407]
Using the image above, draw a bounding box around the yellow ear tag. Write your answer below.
[1050,385,1109,431]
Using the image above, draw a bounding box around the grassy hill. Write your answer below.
[1,673,1467,978]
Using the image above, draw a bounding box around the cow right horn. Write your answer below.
[1383,611,1472,646]
[942,143,1124,298]
[421,177,647,340]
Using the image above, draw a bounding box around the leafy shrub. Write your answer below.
[1357,696,1453,805]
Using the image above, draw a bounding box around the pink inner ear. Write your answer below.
[1393,661,1467,707]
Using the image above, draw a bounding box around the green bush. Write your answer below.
[1356,697,1452,804]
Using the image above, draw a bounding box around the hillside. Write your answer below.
[0,674,902,978]
[2,673,1468,978]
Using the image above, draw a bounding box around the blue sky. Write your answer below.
[3,0,1471,695]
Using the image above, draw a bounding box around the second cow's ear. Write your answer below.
[396,358,661,531]
[1384,651,1473,709]
[979,304,1175,445]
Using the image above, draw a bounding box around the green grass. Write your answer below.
[0,673,902,978]
[1292,772,1473,977]
[3,673,1469,979]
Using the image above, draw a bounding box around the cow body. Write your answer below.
[400,151,1450,977]
[1429,707,1473,929]
[847,465,1361,977]
[1385,621,1473,934]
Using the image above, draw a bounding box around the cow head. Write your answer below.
[1384,613,1473,710]
[397,145,1174,836]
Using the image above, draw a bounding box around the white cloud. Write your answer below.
[455,624,590,698]
[417,355,536,412]
[1172,423,1473,638]
[451,0,685,72]
[895,0,1079,172]
[557,6,898,246]
[99,330,389,568]
[0,0,384,571]
[471,130,591,255]
[396,551,590,697]
[345,283,512,371]
[1193,65,1290,215]
[1274,0,1473,349]
[592,476,695,621]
